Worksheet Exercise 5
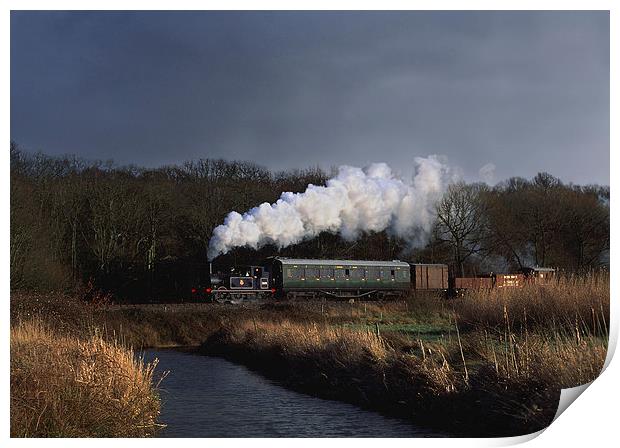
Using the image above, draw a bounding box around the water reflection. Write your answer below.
[143,349,438,438]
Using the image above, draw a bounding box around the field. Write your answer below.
[10,272,609,437]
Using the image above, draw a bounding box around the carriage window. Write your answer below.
[320,268,334,279]
[287,268,302,279]
[350,268,365,280]
[305,268,320,279]
[345,269,350,277]
[368,267,380,280]
[335,269,346,280]
[391,269,395,277]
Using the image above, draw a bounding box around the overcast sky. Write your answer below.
[11,11,609,185]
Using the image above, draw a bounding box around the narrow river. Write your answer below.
[143,349,440,437]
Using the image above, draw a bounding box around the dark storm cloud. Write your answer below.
[11,11,609,184]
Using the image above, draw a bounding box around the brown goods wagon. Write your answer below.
[495,273,525,288]
[454,277,494,290]
[522,267,556,284]
[411,264,448,290]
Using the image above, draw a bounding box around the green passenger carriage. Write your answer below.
[270,257,411,299]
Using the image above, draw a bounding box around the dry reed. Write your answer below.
[10,318,164,437]
[455,272,609,336]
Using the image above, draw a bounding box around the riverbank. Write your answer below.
[197,315,591,436]
[10,273,608,437]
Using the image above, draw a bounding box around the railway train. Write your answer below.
[191,257,555,301]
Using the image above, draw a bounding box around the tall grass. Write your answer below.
[222,319,391,363]
[11,319,164,437]
[455,272,609,336]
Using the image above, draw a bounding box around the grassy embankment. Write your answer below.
[11,272,608,437]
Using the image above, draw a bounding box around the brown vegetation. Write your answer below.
[10,319,164,437]
[10,273,608,437]
[457,272,609,335]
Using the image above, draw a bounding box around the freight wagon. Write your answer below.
[521,267,556,282]
[453,268,554,296]
[495,273,525,288]
[454,276,494,290]
[411,263,449,290]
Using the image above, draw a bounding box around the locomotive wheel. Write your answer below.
[216,286,230,301]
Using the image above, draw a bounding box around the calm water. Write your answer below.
[143,349,439,437]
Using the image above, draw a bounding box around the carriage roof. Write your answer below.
[272,257,410,268]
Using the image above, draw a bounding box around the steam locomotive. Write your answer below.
[191,257,555,302]
[193,257,448,301]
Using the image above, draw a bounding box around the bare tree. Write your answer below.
[435,182,489,277]
[85,171,143,274]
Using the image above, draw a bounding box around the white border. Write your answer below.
[3,2,616,447]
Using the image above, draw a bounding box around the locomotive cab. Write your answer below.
[226,265,271,289]
[202,263,274,301]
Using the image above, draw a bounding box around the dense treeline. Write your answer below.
[10,142,609,300]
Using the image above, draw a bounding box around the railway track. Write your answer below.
[105,302,239,311]
[103,297,391,312]
[104,297,315,311]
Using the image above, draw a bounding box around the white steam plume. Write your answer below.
[207,155,451,260]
